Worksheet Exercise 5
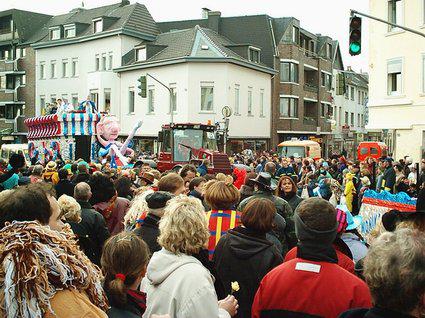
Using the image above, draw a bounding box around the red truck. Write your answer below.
[357,141,388,161]
[156,123,232,174]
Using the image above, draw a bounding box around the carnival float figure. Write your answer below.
[96,115,142,167]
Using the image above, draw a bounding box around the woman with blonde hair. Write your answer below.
[143,196,238,318]
[57,194,82,223]
[204,176,241,258]
[102,232,150,318]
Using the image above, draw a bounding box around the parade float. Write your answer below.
[358,190,416,242]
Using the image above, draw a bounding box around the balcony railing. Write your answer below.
[303,116,317,126]
[304,83,318,93]
[0,59,18,72]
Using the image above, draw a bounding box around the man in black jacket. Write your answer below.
[55,168,75,198]
[133,191,172,254]
[72,182,110,265]
[380,157,396,193]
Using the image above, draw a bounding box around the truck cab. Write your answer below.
[157,123,232,174]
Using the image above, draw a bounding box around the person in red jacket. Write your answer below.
[252,198,372,318]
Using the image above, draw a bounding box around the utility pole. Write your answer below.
[351,9,425,38]
[145,73,174,124]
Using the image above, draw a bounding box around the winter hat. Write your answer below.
[336,207,348,234]
[145,191,173,210]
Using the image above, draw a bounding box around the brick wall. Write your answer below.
[18,46,36,118]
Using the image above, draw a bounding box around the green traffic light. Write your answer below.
[349,42,361,54]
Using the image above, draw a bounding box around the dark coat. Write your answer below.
[339,307,416,318]
[382,166,396,192]
[67,201,110,265]
[73,172,91,184]
[106,289,146,318]
[133,214,161,254]
[55,179,75,198]
[280,193,303,213]
[213,226,283,318]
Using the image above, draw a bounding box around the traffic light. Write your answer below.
[349,16,362,56]
[138,75,147,98]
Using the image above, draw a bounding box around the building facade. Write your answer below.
[115,26,273,153]
[0,9,51,143]
[159,10,343,154]
[368,0,425,162]
[331,68,368,159]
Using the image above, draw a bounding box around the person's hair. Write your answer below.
[88,173,116,204]
[264,162,276,175]
[158,196,209,255]
[74,182,91,201]
[394,164,403,172]
[57,194,81,223]
[204,174,216,181]
[78,164,88,173]
[58,168,69,180]
[276,175,297,197]
[114,176,133,198]
[364,229,425,314]
[396,215,425,232]
[296,198,336,231]
[241,198,276,233]
[0,183,52,228]
[149,169,161,181]
[32,164,43,176]
[180,164,197,179]
[244,172,257,188]
[158,173,184,194]
[71,163,78,173]
[215,173,227,181]
[204,177,240,210]
[189,177,206,191]
[101,232,150,308]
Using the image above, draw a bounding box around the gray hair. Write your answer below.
[74,182,91,201]
[364,228,425,314]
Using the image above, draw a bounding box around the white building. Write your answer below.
[332,69,368,158]
[368,0,425,162]
[31,1,159,117]
[115,25,274,152]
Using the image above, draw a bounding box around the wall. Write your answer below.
[368,0,425,161]
[118,62,271,139]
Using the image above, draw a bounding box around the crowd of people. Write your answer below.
[0,150,424,318]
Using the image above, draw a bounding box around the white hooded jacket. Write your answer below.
[142,248,230,318]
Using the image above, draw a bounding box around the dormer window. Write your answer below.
[136,47,146,62]
[64,24,76,38]
[248,47,260,64]
[326,43,332,59]
[93,19,103,33]
[49,27,61,40]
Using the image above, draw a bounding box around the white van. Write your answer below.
[0,144,30,165]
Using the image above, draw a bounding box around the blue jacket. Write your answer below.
[197,164,208,176]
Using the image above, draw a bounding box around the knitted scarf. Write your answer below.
[0,221,108,318]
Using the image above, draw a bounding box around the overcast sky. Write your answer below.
[1,0,369,72]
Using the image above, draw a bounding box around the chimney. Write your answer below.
[120,0,130,6]
[207,11,221,33]
[202,8,211,19]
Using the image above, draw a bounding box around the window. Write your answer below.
[326,43,332,59]
[234,85,240,115]
[95,55,100,71]
[309,41,315,52]
[0,75,5,89]
[260,90,264,117]
[361,114,364,126]
[292,26,300,44]
[358,90,361,104]
[51,61,57,78]
[280,62,299,83]
[320,103,327,117]
[102,54,106,71]
[170,86,177,112]
[71,94,78,107]
[21,74,26,86]
[93,19,103,33]
[387,58,402,95]
[21,48,26,57]
[339,106,342,125]
[72,58,78,77]
[62,59,68,77]
[249,48,260,63]
[357,114,361,127]
[104,89,111,113]
[61,94,68,104]
[422,55,425,92]
[4,105,23,119]
[148,88,155,113]
[136,47,146,61]
[40,96,45,110]
[64,25,76,38]
[345,111,349,124]
[388,0,403,31]
[325,74,332,90]
[201,86,214,111]
[321,72,326,87]
[108,53,113,70]
[50,95,57,104]
[248,89,253,115]
[280,97,298,118]
[40,62,45,79]
[351,86,355,100]
[90,90,99,110]
[351,112,354,126]
[50,28,60,40]
[128,88,135,114]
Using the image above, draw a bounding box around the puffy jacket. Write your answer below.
[142,248,230,318]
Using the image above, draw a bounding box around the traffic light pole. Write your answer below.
[145,73,174,124]
[351,9,425,38]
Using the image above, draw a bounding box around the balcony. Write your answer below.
[0,59,24,75]
[0,87,23,103]
[303,116,317,126]
[304,83,318,93]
